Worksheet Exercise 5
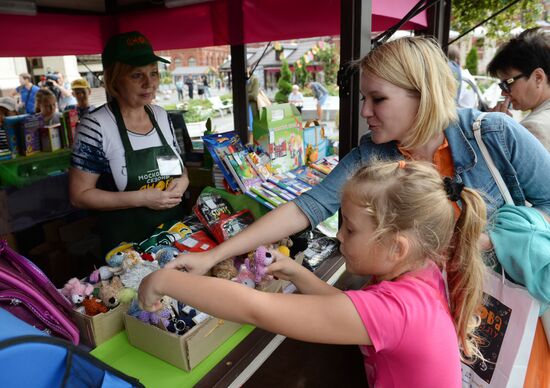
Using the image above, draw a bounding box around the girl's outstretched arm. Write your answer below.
[138,269,371,346]
[267,250,340,295]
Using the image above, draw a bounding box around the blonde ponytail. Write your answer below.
[446,187,486,361]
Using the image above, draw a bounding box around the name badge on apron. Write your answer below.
[157,155,183,176]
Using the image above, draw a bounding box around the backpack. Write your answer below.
[0,240,79,344]
[0,308,143,388]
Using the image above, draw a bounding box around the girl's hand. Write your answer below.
[138,271,164,312]
[164,251,216,275]
[267,249,302,281]
[141,188,182,210]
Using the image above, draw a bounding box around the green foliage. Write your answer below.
[275,59,292,103]
[183,99,213,123]
[326,83,339,96]
[451,0,543,40]
[294,62,311,88]
[466,47,479,75]
[314,43,339,85]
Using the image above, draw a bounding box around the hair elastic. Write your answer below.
[443,177,464,202]
[398,160,407,169]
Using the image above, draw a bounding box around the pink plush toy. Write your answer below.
[232,264,256,288]
[245,246,274,284]
[61,277,94,305]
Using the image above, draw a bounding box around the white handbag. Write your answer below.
[461,113,541,388]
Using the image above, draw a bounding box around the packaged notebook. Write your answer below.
[203,132,246,192]
[268,171,312,196]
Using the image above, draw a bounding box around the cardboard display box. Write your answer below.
[72,302,127,348]
[253,103,303,173]
[124,313,242,371]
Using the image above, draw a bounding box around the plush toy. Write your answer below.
[155,246,180,268]
[120,261,160,290]
[89,265,122,283]
[167,305,197,335]
[98,276,125,309]
[232,264,256,288]
[276,237,293,257]
[81,296,109,316]
[118,287,137,304]
[121,249,143,271]
[245,246,274,284]
[61,277,94,305]
[212,258,238,280]
[128,299,173,329]
[105,242,135,267]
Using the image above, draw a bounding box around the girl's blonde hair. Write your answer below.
[102,62,135,99]
[342,160,486,361]
[361,37,458,149]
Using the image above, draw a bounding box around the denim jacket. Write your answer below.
[294,108,550,227]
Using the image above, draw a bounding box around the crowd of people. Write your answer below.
[4,25,549,387]
[9,71,96,122]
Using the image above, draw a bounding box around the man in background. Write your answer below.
[71,78,95,118]
[307,81,329,121]
[11,73,40,114]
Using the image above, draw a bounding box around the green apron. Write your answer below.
[99,100,184,253]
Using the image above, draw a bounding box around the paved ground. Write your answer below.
[88,86,339,138]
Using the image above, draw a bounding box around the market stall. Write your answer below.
[0,1,444,386]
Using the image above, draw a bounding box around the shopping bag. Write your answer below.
[461,269,540,387]
[303,120,327,164]
[256,89,271,110]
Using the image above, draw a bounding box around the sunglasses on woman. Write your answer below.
[498,74,526,93]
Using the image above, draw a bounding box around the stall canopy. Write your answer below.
[0,0,427,57]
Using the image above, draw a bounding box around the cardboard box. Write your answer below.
[18,114,43,156]
[2,114,28,157]
[72,303,128,348]
[253,103,304,173]
[123,313,242,371]
[40,124,62,152]
[60,109,78,147]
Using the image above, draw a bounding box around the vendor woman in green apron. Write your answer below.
[69,31,189,254]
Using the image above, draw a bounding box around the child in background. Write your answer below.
[37,89,61,125]
[138,160,486,387]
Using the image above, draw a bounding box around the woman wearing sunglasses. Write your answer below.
[488,27,550,152]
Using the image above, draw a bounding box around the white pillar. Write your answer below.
[41,55,80,82]
[0,57,28,96]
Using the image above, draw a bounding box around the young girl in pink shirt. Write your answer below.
[139,160,486,387]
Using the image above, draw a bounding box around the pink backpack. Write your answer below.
[0,240,79,344]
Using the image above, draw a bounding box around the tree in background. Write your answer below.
[466,47,479,75]
[294,60,310,88]
[452,0,542,39]
[314,41,339,85]
[275,59,292,103]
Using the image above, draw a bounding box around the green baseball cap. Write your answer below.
[102,31,170,68]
